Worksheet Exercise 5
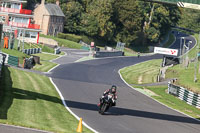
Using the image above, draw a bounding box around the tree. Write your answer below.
[63,1,83,33]
[81,0,116,41]
[114,0,144,47]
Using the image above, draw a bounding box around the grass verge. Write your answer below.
[40,34,82,49]
[147,86,200,120]
[120,59,200,120]
[1,48,30,64]
[75,56,94,62]
[165,31,200,93]
[120,59,162,84]
[0,66,92,133]
[32,53,59,72]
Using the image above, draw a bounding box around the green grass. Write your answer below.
[120,62,200,120]
[124,48,137,56]
[120,59,162,84]
[15,40,55,54]
[165,31,200,93]
[32,53,59,72]
[40,34,82,49]
[0,66,92,133]
[147,86,200,120]
[75,56,94,62]
[1,48,30,64]
[163,33,175,48]
[166,63,200,94]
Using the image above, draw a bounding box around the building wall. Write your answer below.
[33,4,50,35]
[48,16,64,36]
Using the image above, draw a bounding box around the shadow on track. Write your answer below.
[65,100,200,124]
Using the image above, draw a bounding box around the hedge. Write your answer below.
[57,33,82,43]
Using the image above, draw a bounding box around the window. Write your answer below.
[24,31,37,39]
[25,31,30,37]
[14,17,29,24]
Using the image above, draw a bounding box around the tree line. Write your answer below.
[27,0,183,47]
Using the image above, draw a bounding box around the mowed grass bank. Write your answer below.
[120,60,200,120]
[120,59,162,84]
[166,32,200,93]
[33,53,59,72]
[0,67,92,133]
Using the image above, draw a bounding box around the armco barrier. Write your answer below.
[23,48,42,55]
[95,51,123,58]
[168,83,200,109]
[81,46,90,51]
[7,55,19,67]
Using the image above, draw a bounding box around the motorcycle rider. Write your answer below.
[98,85,117,108]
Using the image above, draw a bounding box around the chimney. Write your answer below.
[41,0,45,5]
[56,0,59,6]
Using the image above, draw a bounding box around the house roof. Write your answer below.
[45,4,65,17]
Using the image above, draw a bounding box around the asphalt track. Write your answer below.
[50,31,200,133]
[0,31,199,133]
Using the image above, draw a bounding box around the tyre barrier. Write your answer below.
[168,83,200,109]
[23,48,42,55]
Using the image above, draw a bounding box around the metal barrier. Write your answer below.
[81,46,90,51]
[95,51,124,58]
[54,47,61,54]
[23,48,42,55]
[168,83,200,109]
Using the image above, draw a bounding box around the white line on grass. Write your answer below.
[0,123,52,133]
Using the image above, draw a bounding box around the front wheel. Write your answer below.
[99,103,108,115]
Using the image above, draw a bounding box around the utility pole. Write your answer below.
[22,29,25,51]
[179,37,184,66]
[17,29,21,51]
[194,31,200,82]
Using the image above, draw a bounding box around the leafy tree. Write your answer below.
[63,1,83,33]
[81,0,116,41]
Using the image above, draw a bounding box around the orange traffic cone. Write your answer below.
[76,118,83,133]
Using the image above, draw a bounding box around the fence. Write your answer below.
[95,51,124,58]
[81,46,90,51]
[23,48,42,55]
[168,83,200,109]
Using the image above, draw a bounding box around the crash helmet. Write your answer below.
[110,85,117,93]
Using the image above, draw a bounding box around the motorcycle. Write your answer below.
[99,94,114,115]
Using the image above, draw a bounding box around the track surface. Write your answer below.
[51,31,200,133]
[0,31,199,133]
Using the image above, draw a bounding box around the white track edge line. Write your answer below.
[49,78,98,133]
[0,123,52,133]
[118,62,200,123]
[47,64,60,73]
[47,56,98,133]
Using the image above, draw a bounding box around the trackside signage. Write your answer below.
[154,47,178,56]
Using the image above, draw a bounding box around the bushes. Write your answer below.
[57,33,82,43]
